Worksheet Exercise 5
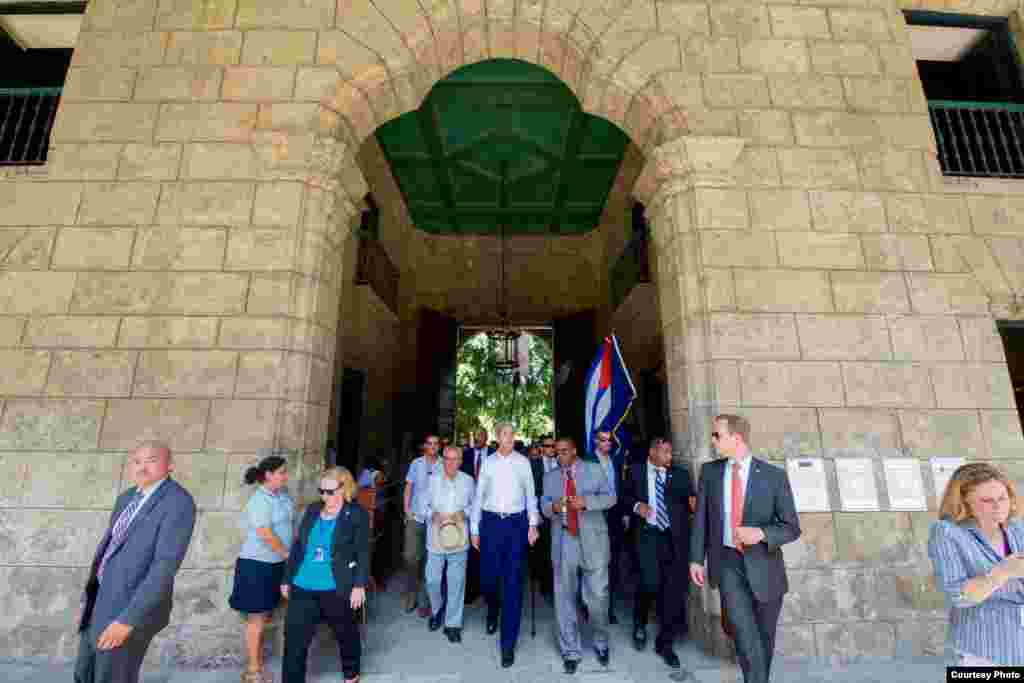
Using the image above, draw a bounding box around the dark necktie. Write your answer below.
[97,492,145,581]
[655,469,669,530]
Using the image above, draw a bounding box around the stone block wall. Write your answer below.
[3,0,1024,667]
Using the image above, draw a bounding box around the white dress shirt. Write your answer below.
[723,454,752,549]
[631,461,667,527]
[543,456,558,473]
[470,450,540,535]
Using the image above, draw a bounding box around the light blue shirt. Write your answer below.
[239,486,294,563]
[928,518,1024,665]
[596,453,617,498]
[293,516,337,591]
[425,470,475,554]
[406,456,441,523]
[722,455,752,549]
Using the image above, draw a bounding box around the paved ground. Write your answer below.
[1,588,949,683]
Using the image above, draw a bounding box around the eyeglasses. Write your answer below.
[319,487,342,496]
[596,436,611,442]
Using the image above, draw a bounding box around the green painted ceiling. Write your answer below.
[375,58,630,235]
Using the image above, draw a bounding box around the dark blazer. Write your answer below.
[80,479,197,636]
[689,457,801,602]
[621,461,694,560]
[285,501,370,597]
[461,445,493,479]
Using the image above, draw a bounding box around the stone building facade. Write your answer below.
[2,0,1024,668]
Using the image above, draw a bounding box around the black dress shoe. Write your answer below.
[608,611,618,625]
[428,613,442,632]
[563,658,578,674]
[501,649,515,668]
[632,625,647,651]
[486,614,499,635]
[655,643,681,669]
[444,627,462,643]
[596,648,610,666]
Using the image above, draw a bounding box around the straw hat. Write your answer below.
[437,519,466,551]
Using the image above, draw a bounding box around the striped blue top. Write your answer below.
[927,518,1024,665]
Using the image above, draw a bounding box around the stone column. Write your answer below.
[639,135,747,658]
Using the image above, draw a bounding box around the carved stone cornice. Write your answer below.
[635,135,747,209]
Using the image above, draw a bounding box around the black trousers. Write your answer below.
[74,625,157,683]
[465,546,481,603]
[720,548,784,683]
[283,586,360,682]
[606,509,627,615]
[633,526,688,649]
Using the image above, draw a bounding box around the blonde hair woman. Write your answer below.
[281,467,368,683]
[928,462,1024,666]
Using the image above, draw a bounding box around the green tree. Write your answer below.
[455,332,553,441]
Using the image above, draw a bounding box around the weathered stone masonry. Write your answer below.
[2,0,1024,667]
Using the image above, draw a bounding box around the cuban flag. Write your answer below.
[583,335,637,462]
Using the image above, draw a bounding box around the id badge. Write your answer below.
[314,546,326,563]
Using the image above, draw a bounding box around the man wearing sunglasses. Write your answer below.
[690,414,801,683]
[593,430,628,625]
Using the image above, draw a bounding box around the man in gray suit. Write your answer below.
[75,442,197,683]
[541,436,616,674]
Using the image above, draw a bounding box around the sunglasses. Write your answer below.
[319,487,342,496]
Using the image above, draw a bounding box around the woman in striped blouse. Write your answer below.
[928,462,1024,666]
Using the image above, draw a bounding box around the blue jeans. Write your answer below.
[426,549,468,627]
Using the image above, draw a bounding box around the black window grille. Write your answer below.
[0,2,85,165]
[906,10,1024,178]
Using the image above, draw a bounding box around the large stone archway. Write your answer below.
[7,0,1024,668]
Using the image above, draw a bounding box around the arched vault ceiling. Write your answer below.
[375,58,630,236]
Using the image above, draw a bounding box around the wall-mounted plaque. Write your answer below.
[883,458,927,511]
[835,457,880,511]
[931,457,965,500]
[786,458,830,512]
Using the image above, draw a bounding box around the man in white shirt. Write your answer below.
[470,422,540,668]
[424,446,475,643]
[403,434,441,616]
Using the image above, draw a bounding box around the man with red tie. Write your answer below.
[541,437,616,673]
[689,414,801,683]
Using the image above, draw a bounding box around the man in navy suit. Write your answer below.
[75,442,197,683]
[690,414,801,683]
[621,437,694,669]
[461,428,491,604]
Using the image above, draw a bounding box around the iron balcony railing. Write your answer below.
[929,100,1024,178]
[0,87,61,166]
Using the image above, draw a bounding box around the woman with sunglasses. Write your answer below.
[281,467,368,683]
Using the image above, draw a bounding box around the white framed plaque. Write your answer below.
[931,457,965,500]
[883,458,927,511]
[835,457,880,511]
[786,457,830,512]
